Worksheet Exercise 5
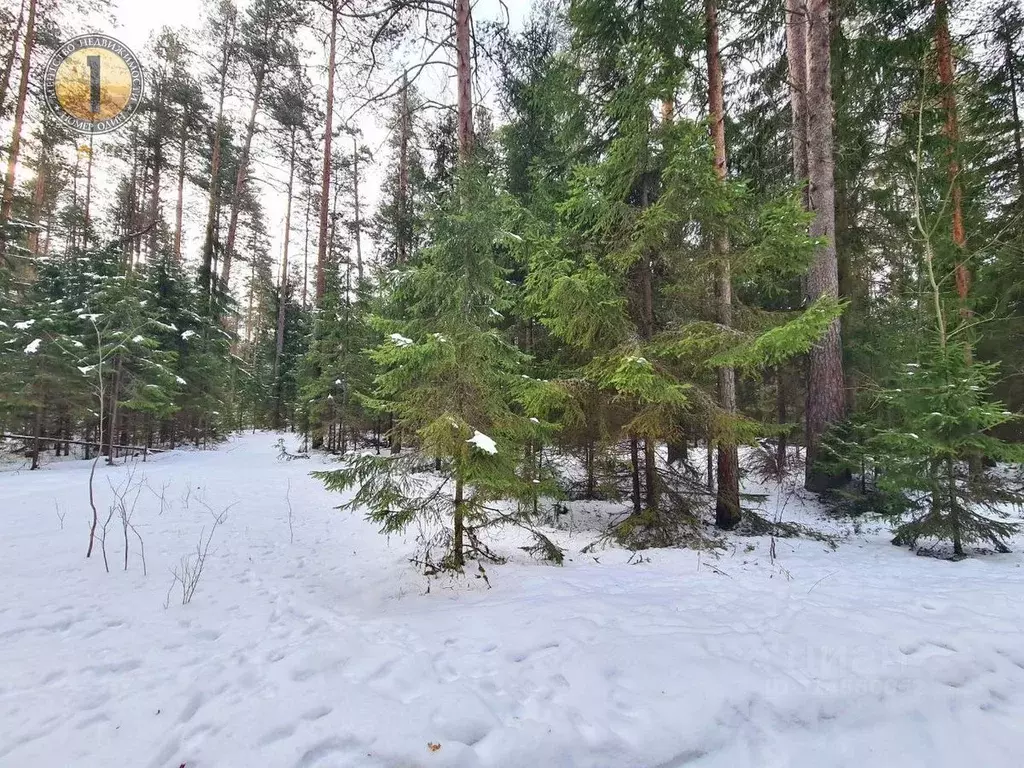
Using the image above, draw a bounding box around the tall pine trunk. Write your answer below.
[246,259,256,346]
[0,0,26,116]
[220,73,265,289]
[83,135,94,249]
[1006,37,1024,198]
[447,0,475,569]
[803,0,847,492]
[636,177,658,511]
[201,15,236,300]
[316,0,338,304]
[27,144,46,255]
[0,0,36,258]
[273,130,297,428]
[149,141,162,260]
[123,128,140,268]
[302,183,311,307]
[173,116,188,264]
[397,71,410,265]
[455,0,474,162]
[68,150,81,255]
[352,135,363,285]
[786,0,809,204]
[935,0,969,308]
[134,160,148,268]
[707,0,741,529]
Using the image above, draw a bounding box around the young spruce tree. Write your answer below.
[314,163,540,571]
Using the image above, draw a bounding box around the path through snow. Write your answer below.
[1,432,1023,767]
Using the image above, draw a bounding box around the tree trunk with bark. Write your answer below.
[446,0,476,571]
[935,0,969,305]
[316,0,338,304]
[0,0,36,258]
[0,0,26,116]
[352,135,363,285]
[786,0,809,205]
[1006,37,1024,198]
[707,0,741,529]
[706,441,715,492]
[68,150,81,255]
[173,114,188,264]
[149,140,162,261]
[398,71,410,265]
[630,438,642,514]
[27,144,46,255]
[123,128,140,268]
[455,0,474,161]
[219,73,265,289]
[133,160,148,268]
[107,360,123,465]
[644,439,658,511]
[273,130,297,428]
[302,183,311,307]
[452,470,466,569]
[31,403,41,471]
[585,440,596,498]
[201,15,236,300]
[635,177,658,510]
[803,0,847,492]
[83,136,95,249]
[776,368,788,472]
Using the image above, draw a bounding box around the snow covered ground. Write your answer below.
[1,432,1023,768]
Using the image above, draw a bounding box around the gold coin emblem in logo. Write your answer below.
[44,35,144,135]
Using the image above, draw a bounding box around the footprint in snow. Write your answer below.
[178,691,205,724]
[508,641,560,663]
[40,669,66,685]
[294,736,361,768]
[259,722,297,746]
[301,705,332,721]
[291,666,321,682]
[899,640,957,657]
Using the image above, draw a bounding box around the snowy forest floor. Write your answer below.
[1,432,1023,768]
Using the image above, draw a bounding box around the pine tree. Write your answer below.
[372,80,428,271]
[833,346,1023,557]
[315,163,540,571]
[219,0,301,291]
[802,0,848,492]
[0,258,90,468]
[511,0,841,542]
[826,46,1024,558]
[79,251,182,462]
[144,257,231,446]
[314,0,339,305]
[199,0,240,300]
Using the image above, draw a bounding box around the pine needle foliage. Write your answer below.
[829,344,1023,557]
[314,163,548,570]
